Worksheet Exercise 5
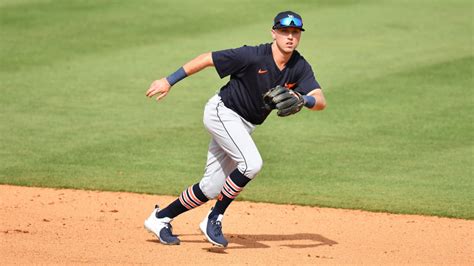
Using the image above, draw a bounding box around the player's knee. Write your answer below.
[204,189,220,199]
[199,180,221,200]
[241,156,263,179]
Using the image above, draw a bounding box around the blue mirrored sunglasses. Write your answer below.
[279,17,303,27]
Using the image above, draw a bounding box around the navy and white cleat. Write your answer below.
[199,212,228,247]
[144,205,180,245]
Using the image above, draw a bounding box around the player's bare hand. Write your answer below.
[146,78,171,101]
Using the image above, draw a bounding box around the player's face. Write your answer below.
[272,27,302,54]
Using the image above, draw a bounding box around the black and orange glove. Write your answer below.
[263,85,304,117]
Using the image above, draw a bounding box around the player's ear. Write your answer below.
[271,29,276,40]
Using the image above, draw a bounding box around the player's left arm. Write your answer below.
[295,60,326,111]
[305,88,326,111]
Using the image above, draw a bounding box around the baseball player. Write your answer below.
[144,11,326,247]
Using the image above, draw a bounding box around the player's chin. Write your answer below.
[283,47,295,53]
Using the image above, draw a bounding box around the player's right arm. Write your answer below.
[146,52,214,101]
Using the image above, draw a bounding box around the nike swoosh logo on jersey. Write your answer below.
[258,69,268,74]
[285,82,296,89]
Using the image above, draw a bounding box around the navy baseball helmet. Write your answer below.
[273,11,305,31]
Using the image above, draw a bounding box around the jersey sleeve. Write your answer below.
[212,45,253,79]
[294,61,321,95]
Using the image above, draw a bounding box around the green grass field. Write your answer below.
[1,0,472,219]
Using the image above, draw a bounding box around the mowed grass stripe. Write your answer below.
[252,56,473,219]
[1,0,472,218]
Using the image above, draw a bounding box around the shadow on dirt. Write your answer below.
[225,233,338,249]
[148,233,338,251]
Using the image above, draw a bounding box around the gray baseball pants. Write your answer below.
[199,94,263,199]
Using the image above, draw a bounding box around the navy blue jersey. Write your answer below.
[212,43,320,125]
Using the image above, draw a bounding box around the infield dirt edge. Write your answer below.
[1,185,472,264]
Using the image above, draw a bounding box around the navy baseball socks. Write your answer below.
[146,170,251,247]
[145,183,208,245]
[210,169,251,217]
[156,183,209,219]
[200,169,252,247]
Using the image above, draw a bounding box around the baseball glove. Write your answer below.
[263,85,305,117]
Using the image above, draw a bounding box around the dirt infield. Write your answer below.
[1,185,472,264]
